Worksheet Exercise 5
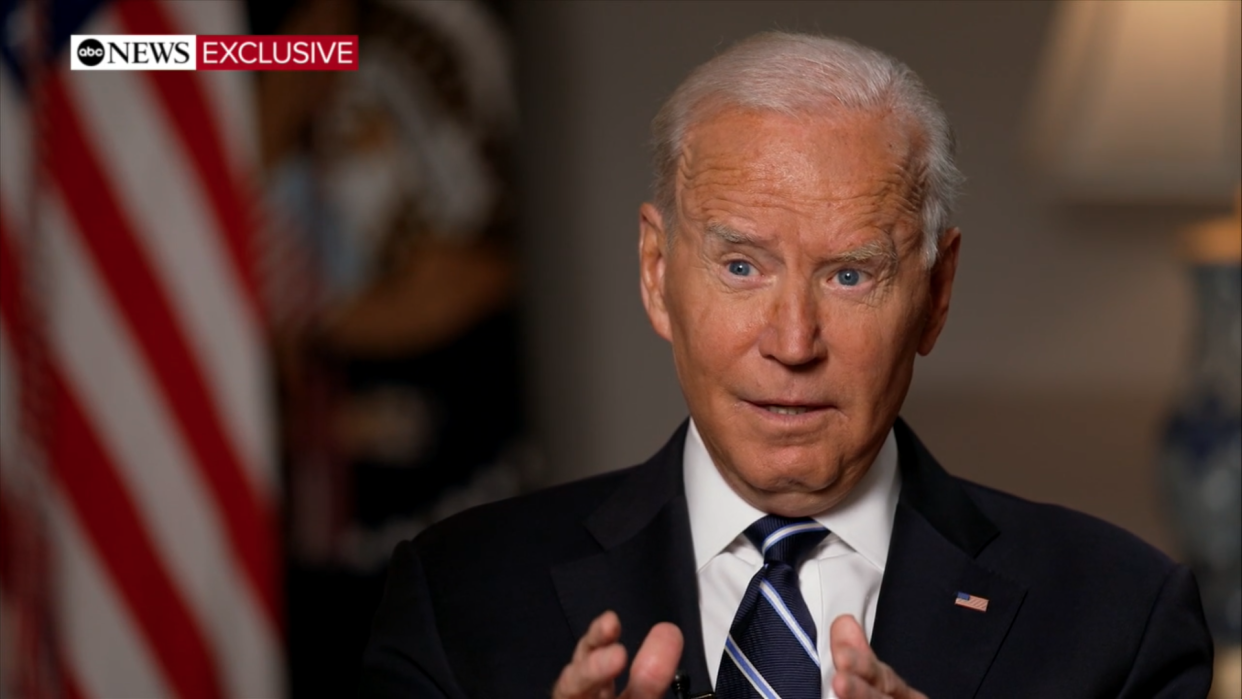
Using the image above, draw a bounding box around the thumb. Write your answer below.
[621,622,683,699]
[829,614,871,671]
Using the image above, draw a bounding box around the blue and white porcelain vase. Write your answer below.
[1160,261,1242,643]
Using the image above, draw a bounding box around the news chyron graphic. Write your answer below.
[70,34,359,71]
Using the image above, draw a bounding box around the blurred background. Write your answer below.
[0,0,1238,697]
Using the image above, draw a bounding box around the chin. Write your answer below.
[747,487,849,519]
[757,446,847,488]
[732,454,854,511]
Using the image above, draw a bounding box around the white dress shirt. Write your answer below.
[683,419,901,696]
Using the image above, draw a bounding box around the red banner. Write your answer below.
[198,35,358,71]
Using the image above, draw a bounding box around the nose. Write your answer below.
[757,277,826,367]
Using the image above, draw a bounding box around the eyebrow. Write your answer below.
[704,222,762,246]
[704,221,898,266]
[834,238,898,266]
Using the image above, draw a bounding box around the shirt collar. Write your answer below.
[683,419,900,572]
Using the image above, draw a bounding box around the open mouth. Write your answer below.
[749,401,829,417]
[765,405,810,415]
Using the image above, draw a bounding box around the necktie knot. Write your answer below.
[743,514,829,568]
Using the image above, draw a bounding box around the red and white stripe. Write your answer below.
[0,1,283,697]
[954,594,989,613]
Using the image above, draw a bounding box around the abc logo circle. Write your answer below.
[77,39,104,66]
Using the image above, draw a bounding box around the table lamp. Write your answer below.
[1026,1,1241,695]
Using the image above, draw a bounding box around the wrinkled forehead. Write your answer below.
[674,107,924,224]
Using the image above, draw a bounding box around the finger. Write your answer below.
[832,671,886,699]
[574,611,623,663]
[621,623,683,699]
[554,643,626,699]
[829,615,928,699]
[873,665,929,699]
[555,612,627,699]
[830,615,877,681]
[836,665,927,699]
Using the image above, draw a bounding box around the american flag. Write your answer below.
[954,591,989,613]
[0,1,283,697]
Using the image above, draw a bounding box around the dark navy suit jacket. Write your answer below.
[360,419,1213,697]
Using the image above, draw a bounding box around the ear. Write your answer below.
[917,227,960,356]
[639,202,673,342]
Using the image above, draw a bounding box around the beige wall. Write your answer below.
[513,0,1229,556]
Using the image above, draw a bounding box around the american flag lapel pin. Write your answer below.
[954,591,989,612]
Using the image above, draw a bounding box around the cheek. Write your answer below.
[669,282,761,374]
[822,299,923,387]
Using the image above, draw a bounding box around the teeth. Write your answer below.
[766,406,808,415]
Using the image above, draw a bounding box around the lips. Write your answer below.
[748,400,832,416]
[765,405,809,415]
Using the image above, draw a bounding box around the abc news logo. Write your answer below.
[71,34,359,71]
[72,35,196,70]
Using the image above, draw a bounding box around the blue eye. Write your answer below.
[727,261,753,277]
[837,269,862,286]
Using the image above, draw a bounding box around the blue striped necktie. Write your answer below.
[716,515,829,699]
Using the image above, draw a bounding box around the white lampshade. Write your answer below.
[1028,0,1242,202]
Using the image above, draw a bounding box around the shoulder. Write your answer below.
[956,477,1199,660]
[954,479,1214,694]
[959,478,1179,582]
[410,465,635,571]
[411,421,690,569]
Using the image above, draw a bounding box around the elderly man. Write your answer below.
[361,32,1213,698]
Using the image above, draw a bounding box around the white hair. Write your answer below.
[650,31,964,265]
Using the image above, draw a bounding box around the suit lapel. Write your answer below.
[871,420,1027,698]
[549,418,1026,697]
[550,422,713,697]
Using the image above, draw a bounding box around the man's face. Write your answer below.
[639,108,959,517]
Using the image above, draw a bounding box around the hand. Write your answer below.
[830,615,927,699]
[553,610,684,699]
